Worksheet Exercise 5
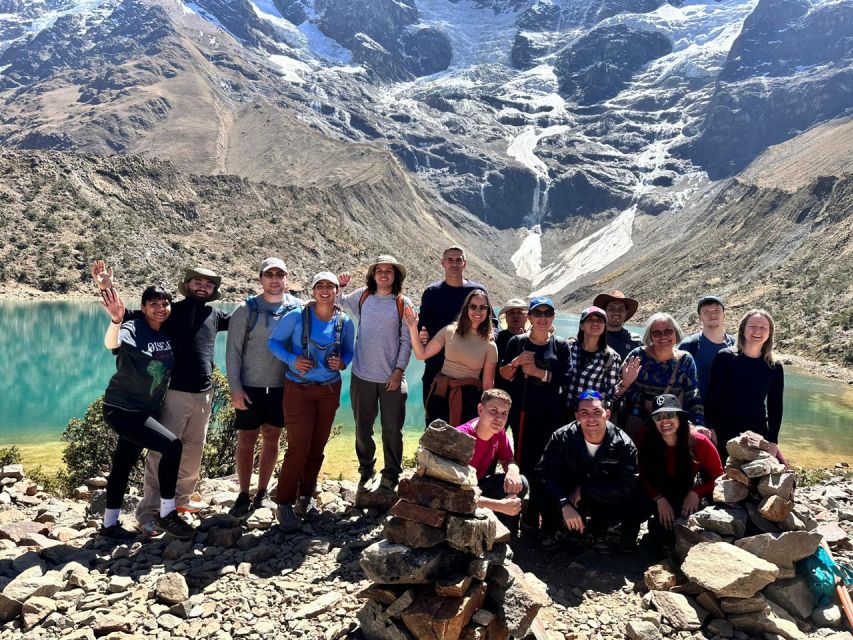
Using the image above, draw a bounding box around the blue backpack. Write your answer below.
[798,546,853,605]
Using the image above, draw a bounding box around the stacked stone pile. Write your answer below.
[636,432,853,640]
[358,420,551,640]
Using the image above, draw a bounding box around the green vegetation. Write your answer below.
[791,465,853,487]
[0,446,22,467]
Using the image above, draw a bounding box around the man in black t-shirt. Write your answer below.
[418,246,487,424]
[94,262,230,534]
[593,290,642,361]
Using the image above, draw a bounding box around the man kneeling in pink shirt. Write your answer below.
[456,389,528,535]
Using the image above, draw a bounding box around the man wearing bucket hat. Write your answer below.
[593,290,642,361]
[226,258,303,519]
[336,256,413,499]
[92,261,230,535]
[496,298,528,365]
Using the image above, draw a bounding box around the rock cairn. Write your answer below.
[637,432,853,640]
[357,420,551,640]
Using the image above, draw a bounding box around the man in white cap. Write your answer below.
[92,261,230,535]
[226,258,303,518]
[337,256,412,496]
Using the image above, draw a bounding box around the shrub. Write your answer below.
[0,446,22,467]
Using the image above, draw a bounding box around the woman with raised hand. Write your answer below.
[620,313,703,443]
[99,285,194,541]
[268,272,355,533]
[638,394,723,548]
[498,296,570,539]
[705,309,785,461]
[404,288,497,426]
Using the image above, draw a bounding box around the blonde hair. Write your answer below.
[641,312,683,347]
[737,309,778,366]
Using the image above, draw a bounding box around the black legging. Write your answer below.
[103,405,182,510]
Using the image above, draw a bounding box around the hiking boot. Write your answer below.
[378,475,398,492]
[277,503,302,533]
[229,492,252,519]
[251,488,275,511]
[294,496,320,521]
[358,472,375,491]
[100,524,138,542]
[156,510,196,540]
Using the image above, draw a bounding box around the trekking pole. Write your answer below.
[515,373,529,466]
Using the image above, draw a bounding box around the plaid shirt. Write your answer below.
[565,341,622,407]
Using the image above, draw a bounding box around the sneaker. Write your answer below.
[100,524,138,542]
[277,503,302,533]
[137,519,161,539]
[378,475,398,492]
[177,493,208,514]
[294,496,320,521]
[251,488,275,511]
[229,492,252,519]
[358,473,375,491]
[156,510,196,540]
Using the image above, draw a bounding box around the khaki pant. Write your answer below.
[136,389,211,525]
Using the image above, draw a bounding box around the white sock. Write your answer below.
[104,508,120,528]
[160,498,177,518]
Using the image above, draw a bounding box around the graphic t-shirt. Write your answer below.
[104,318,174,413]
[456,418,514,480]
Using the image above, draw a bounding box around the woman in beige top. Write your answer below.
[404,289,498,425]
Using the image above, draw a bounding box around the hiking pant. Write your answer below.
[351,374,407,483]
[275,379,341,505]
[136,390,211,525]
[103,405,182,510]
[479,472,529,533]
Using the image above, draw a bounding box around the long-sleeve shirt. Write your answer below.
[565,341,622,408]
[225,294,302,392]
[267,306,355,385]
[338,287,412,384]
[537,421,638,508]
[639,432,723,502]
[623,347,704,426]
[705,348,785,443]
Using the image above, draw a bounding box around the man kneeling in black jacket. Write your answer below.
[536,390,642,552]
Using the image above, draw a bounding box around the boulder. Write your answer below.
[626,620,662,640]
[384,589,414,618]
[397,475,478,514]
[383,516,447,548]
[734,531,821,571]
[0,465,24,481]
[416,447,478,487]
[688,505,747,537]
[644,559,680,591]
[713,479,750,504]
[401,582,486,640]
[726,434,772,462]
[21,595,55,630]
[720,593,769,614]
[360,541,469,585]
[674,523,722,561]
[764,577,815,620]
[728,600,807,640]
[0,521,51,543]
[355,487,398,511]
[695,592,725,619]
[813,603,843,627]
[357,600,413,640]
[292,592,342,619]
[155,573,189,605]
[706,619,733,637]
[390,499,447,528]
[3,568,64,602]
[420,420,476,465]
[446,510,499,556]
[746,500,782,533]
[759,495,794,523]
[490,563,550,638]
[757,473,796,500]
[649,591,707,631]
[435,575,473,598]
[725,463,751,485]
[206,526,242,548]
[741,457,786,478]
[681,542,779,598]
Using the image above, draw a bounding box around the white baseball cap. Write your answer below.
[310,271,339,288]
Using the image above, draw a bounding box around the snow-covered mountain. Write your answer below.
[0,0,851,297]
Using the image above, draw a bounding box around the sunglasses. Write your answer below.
[651,328,675,338]
[529,309,555,318]
[263,271,287,279]
[468,304,490,312]
[652,411,678,422]
[578,390,603,401]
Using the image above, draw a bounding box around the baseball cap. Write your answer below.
[697,295,725,312]
[310,271,339,288]
[260,257,287,274]
[528,296,555,312]
[579,306,607,323]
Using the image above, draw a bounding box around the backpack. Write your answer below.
[242,295,301,356]
[798,546,853,605]
[358,289,405,322]
[300,303,347,360]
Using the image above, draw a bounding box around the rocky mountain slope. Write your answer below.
[0,149,518,301]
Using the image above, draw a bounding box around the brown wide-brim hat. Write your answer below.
[178,267,222,301]
[593,290,638,321]
[367,255,406,283]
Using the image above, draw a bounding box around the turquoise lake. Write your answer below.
[1,301,852,467]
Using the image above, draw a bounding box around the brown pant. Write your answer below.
[275,379,341,505]
[136,389,211,526]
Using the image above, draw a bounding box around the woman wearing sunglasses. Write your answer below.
[638,394,723,548]
[620,313,704,442]
[705,309,785,461]
[404,288,497,426]
[268,272,355,533]
[498,296,571,538]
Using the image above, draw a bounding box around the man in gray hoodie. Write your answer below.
[225,258,302,517]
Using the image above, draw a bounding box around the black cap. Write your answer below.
[697,295,725,313]
[650,394,688,416]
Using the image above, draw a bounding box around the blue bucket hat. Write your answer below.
[528,296,555,312]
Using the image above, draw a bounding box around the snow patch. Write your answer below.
[531,206,636,297]
[269,54,311,83]
[506,124,569,177]
[511,226,542,280]
[299,21,353,64]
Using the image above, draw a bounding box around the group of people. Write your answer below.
[91,245,785,552]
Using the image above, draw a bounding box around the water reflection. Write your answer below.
[0,301,851,465]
